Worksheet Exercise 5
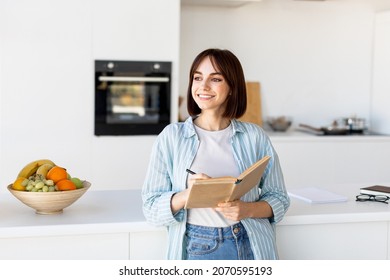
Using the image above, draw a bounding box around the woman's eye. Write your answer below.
[193,76,202,81]
[212,77,222,82]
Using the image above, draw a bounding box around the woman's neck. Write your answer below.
[194,114,231,131]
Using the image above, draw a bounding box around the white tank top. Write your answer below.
[187,123,240,227]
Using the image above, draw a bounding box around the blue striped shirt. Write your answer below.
[142,117,290,259]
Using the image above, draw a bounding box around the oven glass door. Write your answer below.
[94,60,171,136]
[98,76,169,125]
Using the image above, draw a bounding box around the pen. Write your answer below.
[186,169,196,175]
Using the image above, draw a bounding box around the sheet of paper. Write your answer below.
[288,187,348,204]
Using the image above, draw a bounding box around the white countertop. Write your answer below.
[267,128,390,142]
[283,183,390,226]
[0,189,156,238]
[1,184,390,238]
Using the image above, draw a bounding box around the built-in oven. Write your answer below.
[95,60,171,135]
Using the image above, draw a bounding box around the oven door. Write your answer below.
[95,64,171,136]
[99,76,169,125]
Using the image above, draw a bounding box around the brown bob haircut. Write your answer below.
[187,48,247,119]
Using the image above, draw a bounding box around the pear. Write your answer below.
[70,177,84,189]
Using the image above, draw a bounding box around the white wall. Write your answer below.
[0,0,180,191]
[1,0,389,193]
[0,0,4,188]
[371,10,390,134]
[180,0,387,129]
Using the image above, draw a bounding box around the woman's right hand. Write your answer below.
[170,173,210,213]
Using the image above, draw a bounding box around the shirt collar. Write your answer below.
[183,116,244,138]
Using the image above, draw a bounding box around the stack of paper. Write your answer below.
[288,187,348,204]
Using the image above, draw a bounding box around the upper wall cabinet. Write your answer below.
[92,0,180,61]
[181,0,262,8]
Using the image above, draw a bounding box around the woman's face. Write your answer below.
[191,56,230,114]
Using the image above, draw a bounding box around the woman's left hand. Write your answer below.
[214,200,251,221]
[215,200,274,221]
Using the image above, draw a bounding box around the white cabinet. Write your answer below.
[388,222,390,259]
[130,221,390,260]
[0,0,181,192]
[276,222,388,260]
[93,0,180,60]
[0,233,129,260]
[130,230,168,260]
[126,221,390,260]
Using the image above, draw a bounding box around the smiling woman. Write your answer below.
[190,56,231,125]
[142,48,290,260]
[187,49,247,123]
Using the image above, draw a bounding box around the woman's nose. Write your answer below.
[200,80,210,90]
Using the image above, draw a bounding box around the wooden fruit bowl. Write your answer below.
[7,181,91,215]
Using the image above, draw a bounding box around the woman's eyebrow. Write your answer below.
[194,70,222,76]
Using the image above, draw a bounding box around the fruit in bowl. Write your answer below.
[8,159,91,214]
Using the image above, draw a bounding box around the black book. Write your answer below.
[360,185,390,197]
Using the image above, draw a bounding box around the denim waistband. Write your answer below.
[186,222,246,240]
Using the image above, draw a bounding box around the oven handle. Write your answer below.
[98,76,169,83]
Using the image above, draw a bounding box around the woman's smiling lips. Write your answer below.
[197,92,215,100]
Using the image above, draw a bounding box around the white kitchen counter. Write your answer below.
[1,184,390,259]
[0,189,160,238]
[267,128,390,142]
[1,183,389,235]
[283,183,390,225]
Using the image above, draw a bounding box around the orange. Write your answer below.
[56,179,76,191]
[46,166,68,184]
[12,177,27,191]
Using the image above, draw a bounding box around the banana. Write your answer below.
[17,159,56,179]
[36,163,55,178]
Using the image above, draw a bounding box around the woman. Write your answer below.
[142,48,290,260]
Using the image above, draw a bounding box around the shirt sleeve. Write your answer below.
[141,129,185,227]
[258,143,290,224]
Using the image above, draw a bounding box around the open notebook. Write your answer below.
[184,156,270,209]
[288,187,348,204]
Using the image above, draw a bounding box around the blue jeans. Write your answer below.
[185,222,254,260]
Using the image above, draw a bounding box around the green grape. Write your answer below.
[26,185,34,191]
[45,179,54,186]
[42,185,49,192]
[31,187,38,192]
[48,186,56,192]
[35,181,44,189]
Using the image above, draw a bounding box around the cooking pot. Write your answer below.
[337,117,367,132]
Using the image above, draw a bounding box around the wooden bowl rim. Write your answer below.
[7,181,91,195]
